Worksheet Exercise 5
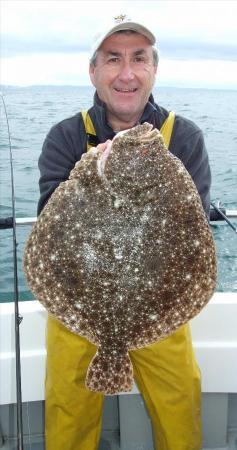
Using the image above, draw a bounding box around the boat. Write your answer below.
[0,208,237,450]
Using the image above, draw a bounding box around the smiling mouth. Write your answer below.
[114,88,137,93]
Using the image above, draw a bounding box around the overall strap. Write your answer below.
[81,110,98,152]
[160,111,175,149]
[81,110,175,151]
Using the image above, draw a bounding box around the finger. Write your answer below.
[97,140,112,152]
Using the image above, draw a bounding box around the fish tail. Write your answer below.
[86,348,133,395]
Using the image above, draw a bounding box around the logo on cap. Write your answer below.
[114,14,128,23]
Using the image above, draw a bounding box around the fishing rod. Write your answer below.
[0,93,24,450]
[211,201,237,233]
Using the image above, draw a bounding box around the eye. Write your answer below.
[107,57,120,64]
[134,56,146,63]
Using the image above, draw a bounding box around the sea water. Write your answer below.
[0,85,236,301]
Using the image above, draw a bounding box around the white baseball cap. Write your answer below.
[90,15,156,59]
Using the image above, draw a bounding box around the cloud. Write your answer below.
[3,34,237,64]
[1,36,89,57]
[160,39,237,62]
[1,0,237,61]
[1,0,237,88]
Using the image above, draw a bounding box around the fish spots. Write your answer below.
[23,122,217,395]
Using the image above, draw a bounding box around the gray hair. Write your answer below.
[90,31,159,67]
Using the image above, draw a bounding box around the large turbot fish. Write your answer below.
[24,123,217,395]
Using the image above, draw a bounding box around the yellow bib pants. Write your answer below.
[45,316,201,450]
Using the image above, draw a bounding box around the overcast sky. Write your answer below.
[1,0,237,89]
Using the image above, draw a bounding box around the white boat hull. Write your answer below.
[1,292,237,405]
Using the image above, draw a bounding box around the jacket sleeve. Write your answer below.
[37,117,86,215]
[170,120,211,219]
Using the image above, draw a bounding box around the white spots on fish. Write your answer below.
[94,230,103,240]
[114,248,123,260]
[82,242,99,273]
[140,212,149,223]
[185,273,192,280]
[114,198,123,209]
[149,314,158,321]
[194,240,200,248]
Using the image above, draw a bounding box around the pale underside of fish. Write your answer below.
[23,123,217,395]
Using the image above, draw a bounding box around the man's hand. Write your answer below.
[97,140,111,152]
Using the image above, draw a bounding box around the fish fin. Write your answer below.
[86,348,133,395]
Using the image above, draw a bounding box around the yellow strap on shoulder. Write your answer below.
[160,111,175,149]
[81,110,96,152]
[81,110,175,151]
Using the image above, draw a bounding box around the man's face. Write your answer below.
[89,32,157,129]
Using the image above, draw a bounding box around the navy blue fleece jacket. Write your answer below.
[38,92,211,217]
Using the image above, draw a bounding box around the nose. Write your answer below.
[118,61,135,82]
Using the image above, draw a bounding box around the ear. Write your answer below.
[89,64,96,87]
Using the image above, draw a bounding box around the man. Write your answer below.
[38,16,211,450]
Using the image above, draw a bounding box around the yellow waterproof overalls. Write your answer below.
[45,111,202,450]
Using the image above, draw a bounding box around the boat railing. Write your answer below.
[0,206,237,230]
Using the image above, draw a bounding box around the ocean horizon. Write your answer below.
[2,84,237,92]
